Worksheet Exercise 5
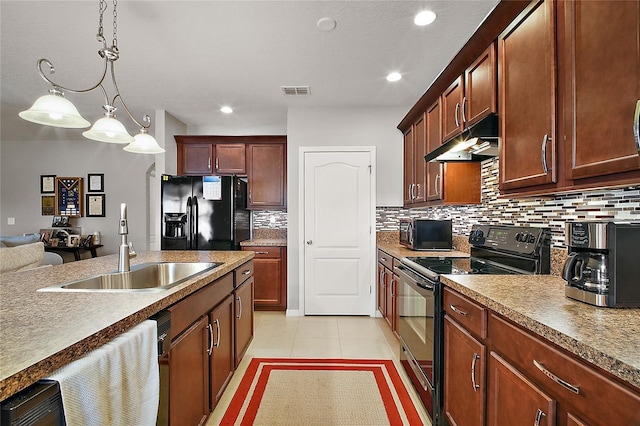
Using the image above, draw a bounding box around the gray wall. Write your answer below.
[286,106,407,314]
[0,110,180,260]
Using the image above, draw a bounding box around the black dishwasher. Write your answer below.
[0,380,66,426]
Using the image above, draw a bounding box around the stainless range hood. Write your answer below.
[424,113,499,162]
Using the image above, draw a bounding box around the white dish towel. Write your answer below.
[47,320,159,426]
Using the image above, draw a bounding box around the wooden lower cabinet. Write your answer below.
[376,249,398,334]
[169,317,209,426]
[442,289,640,426]
[210,294,234,409]
[244,247,287,311]
[487,352,556,426]
[234,277,254,367]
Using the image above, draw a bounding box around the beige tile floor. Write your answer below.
[207,311,432,425]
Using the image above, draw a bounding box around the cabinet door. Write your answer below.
[499,0,557,190]
[215,143,246,175]
[487,352,556,426]
[426,99,444,202]
[403,127,415,205]
[465,44,497,127]
[210,294,234,409]
[234,277,254,368]
[413,114,427,204]
[248,247,286,311]
[170,317,209,426]
[441,162,481,205]
[443,316,486,426]
[562,0,640,180]
[384,267,394,329]
[182,144,213,175]
[377,263,386,317]
[246,143,286,209]
[442,76,464,142]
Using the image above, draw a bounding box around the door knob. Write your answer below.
[306,240,313,245]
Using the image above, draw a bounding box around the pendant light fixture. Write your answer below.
[19,0,164,154]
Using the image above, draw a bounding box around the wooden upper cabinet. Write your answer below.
[426,99,444,202]
[181,143,214,175]
[442,76,464,142]
[246,142,286,209]
[561,0,640,180]
[215,144,246,175]
[442,44,497,143]
[403,127,414,205]
[498,0,557,191]
[413,114,427,204]
[465,44,497,128]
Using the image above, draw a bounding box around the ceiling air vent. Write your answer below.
[281,86,310,96]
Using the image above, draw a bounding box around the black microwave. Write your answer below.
[399,218,453,251]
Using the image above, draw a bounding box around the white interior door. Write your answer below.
[303,149,374,315]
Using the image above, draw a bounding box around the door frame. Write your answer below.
[298,146,377,316]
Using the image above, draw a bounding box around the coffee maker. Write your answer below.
[563,221,640,308]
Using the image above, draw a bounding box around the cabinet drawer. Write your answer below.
[443,288,487,339]
[235,259,254,287]
[377,249,394,270]
[489,313,640,425]
[168,273,233,337]
[244,246,282,259]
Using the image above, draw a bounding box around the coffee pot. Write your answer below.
[562,252,609,293]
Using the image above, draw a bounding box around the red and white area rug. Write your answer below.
[220,358,424,425]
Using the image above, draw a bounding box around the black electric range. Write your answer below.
[396,224,551,426]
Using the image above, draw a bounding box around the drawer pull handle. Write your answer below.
[256,251,269,255]
[533,359,580,394]
[242,269,252,275]
[534,409,545,426]
[634,100,640,152]
[449,304,468,317]
[471,353,480,392]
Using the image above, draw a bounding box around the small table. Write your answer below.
[44,245,103,261]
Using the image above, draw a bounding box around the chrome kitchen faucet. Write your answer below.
[118,203,137,272]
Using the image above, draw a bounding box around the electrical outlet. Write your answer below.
[7,217,15,225]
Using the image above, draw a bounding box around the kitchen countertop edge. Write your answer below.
[0,250,254,401]
[240,239,287,247]
[441,274,640,391]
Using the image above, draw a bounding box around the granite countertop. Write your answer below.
[240,238,287,247]
[377,242,469,260]
[441,274,640,390]
[0,250,253,401]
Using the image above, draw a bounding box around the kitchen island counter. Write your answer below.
[0,250,253,400]
[441,274,640,391]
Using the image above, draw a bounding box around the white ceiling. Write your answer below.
[1,0,500,141]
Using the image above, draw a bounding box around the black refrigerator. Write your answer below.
[161,175,250,250]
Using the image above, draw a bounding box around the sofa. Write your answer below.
[0,234,64,273]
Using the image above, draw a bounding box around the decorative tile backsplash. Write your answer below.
[253,158,639,249]
[377,158,640,248]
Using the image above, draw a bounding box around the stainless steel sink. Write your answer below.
[38,262,223,292]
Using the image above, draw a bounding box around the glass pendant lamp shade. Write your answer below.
[82,116,134,144]
[19,91,90,129]
[124,130,165,154]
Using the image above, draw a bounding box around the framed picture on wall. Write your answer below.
[55,177,83,217]
[86,194,106,217]
[40,175,55,194]
[87,173,104,192]
[41,195,55,215]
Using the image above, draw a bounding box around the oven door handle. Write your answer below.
[395,265,434,291]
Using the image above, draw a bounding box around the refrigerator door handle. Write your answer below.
[186,196,193,250]
[192,196,199,250]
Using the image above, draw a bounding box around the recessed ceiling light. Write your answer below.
[386,72,402,82]
[220,106,233,114]
[414,10,437,26]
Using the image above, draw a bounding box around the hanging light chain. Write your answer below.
[97,0,107,40]
[112,0,118,48]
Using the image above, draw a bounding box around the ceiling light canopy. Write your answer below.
[19,0,164,154]
[414,10,437,26]
[220,106,233,114]
[386,72,402,82]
